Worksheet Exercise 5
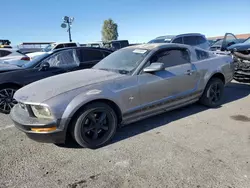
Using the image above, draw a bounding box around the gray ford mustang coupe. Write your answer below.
[10,43,234,148]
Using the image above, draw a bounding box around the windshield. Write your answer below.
[93,47,149,74]
[42,44,56,52]
[22,53,49,68]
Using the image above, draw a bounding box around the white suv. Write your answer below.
[42,42,80,52]
[148,33,210,50]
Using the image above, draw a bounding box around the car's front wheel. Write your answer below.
[199,77,225,108]
[0,87,19,114]
[71,102,118,149]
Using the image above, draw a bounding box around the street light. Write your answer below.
[61,16,74,42]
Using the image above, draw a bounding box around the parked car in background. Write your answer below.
[42,42,80,52]
[0,39,12,48]
[0,48,30,66]
[208,39,221,46]
[210,34,246,52]
[0,47,113,114]
[219,33,250,83]
[148,33,210,50]
[10,43,234,149]
[227,37,250,52]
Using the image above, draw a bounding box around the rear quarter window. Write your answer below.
[77,49,104,62]
[195,49,210,60]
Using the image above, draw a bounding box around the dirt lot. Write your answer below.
[0,81,249,188]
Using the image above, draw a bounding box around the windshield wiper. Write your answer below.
[117,69,130,74]
[97,68,130,75]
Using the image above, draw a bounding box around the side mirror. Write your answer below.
[143,62,164,73]
[39,62,50,71]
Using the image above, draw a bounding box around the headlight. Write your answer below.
[30,105,53,119]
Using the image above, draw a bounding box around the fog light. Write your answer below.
[31,127,56,132]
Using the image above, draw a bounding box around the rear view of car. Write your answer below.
[0,49,30,66]
[148,33,210,50]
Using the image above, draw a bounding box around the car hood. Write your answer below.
[14,68,125,103]
[0,63,22,72]
[227,43,250,51]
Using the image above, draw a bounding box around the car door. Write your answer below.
[21,49,80,85]
[221,33,239,51]
[137,47,199,112]
[76,48,108,69]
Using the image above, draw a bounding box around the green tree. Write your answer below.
[101,18,118,42]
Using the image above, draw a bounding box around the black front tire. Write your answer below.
[70,102,118,149]
[0,86,19,114]
[199,78,225,108]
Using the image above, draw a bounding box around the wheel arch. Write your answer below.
[208,72,225,84]
[0,82,23,89]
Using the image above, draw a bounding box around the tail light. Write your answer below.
[21,56,30,61]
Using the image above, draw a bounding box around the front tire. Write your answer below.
[70,102,118,149]
[0,86,19,114]
[199,78,225,108]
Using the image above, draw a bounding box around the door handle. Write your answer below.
[186,70,194,75]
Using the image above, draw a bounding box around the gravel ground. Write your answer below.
[0,81,249,188]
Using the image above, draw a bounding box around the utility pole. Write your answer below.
[61,16,74,42]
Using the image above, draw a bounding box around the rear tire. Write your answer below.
[199,78,224,108]
[70,102,118,149]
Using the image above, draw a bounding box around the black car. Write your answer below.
[0,46,113,114]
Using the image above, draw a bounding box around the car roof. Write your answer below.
[125,43,193,50]
[50,46,114,53]
[155,33,205,40]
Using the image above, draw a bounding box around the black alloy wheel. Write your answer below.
[208,82,222,105]
[199,78,224,108]
[0,88,18,114]
[71,102,118,149]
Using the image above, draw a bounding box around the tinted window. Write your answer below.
[172,37,183,44]
[0,50,11,57]
[112,42,121,50]
[183,36,197,45]
[119,41,129,48]
[77,49,104,62]
[102,50,111,57]
[64,43,77,47]
[44,49,79,67]
[54,44,64,49]
[197,36,206,44]
[195,49,209,60]
[151,49,190,68]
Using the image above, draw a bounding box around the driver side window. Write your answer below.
[42,49,80,68]
[149,48,190,68]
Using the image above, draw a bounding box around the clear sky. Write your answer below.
[2,0,250,46]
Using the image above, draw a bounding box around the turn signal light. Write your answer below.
[31,127,56,132]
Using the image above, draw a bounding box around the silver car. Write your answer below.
[10,43,234,148]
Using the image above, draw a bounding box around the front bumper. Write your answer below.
[10,105,67,144]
